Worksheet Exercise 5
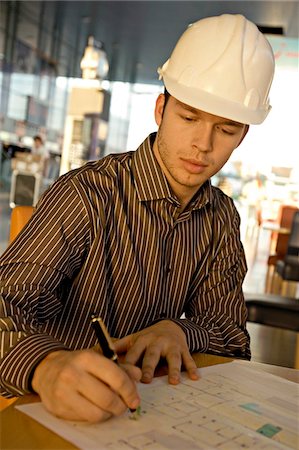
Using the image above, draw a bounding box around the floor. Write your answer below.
[0,185,298,369]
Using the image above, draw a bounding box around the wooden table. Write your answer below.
[1,354,298,450]
[262,222,291,254]
[262,222,290,235]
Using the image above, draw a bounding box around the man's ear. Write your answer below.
[237,125,250,147]
[154,94,166,127]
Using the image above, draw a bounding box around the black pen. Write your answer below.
[91,315,138,415]
[91,316,118,363]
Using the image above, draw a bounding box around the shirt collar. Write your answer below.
[132,133,173,201]
[189,180,213,211]
[132,133,213,210]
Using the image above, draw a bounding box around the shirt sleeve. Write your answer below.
[171,203,251,360]
[0,179,91,397]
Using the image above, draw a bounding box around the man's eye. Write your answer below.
[184,116,195,122]
[221,128,235,135]
[215,124,236,135]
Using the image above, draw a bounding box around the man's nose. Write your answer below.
[192,124,213,152]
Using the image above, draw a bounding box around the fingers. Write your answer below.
[40,362,130,422]
[124,335,146,366]
[124,334,183,384]
[119,322,200,386]
[32,349,141,422]
[166,349,182,385]
[181,350,200,381]
[123,334,164,383]
[121,363,142,382]
[76,351,141,414]
[114,335,133,354]
[77,366,136,419]
[139,344,162,383]
[43,384,112,422]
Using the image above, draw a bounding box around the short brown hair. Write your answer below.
[33,135,43,144]
[162,88,171,117]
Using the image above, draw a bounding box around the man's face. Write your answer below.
[153,94,248,205]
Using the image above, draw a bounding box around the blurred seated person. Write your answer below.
[31,135,49,175]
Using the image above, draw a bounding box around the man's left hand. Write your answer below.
[114,320,199,384]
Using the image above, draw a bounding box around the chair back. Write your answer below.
[9,205,34,243]
[275,206,299,257]
[278,205,298,228]
[287,211,299,257]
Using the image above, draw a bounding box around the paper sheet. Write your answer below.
[17,361,299,450]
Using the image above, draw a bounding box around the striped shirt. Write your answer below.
[0,133,250,397]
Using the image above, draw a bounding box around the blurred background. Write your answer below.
[0,1,298,368]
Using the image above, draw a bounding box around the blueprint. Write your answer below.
[17,361,299,450]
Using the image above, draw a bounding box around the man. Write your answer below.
[31,135,48,158]
[31,135,50,175]
[0,14,274,422]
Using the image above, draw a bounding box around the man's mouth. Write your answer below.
[181,158,208,174]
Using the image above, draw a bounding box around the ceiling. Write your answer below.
[11,1,299,84]
[71,0,299,84]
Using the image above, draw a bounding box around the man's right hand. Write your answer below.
[31,349,141,422]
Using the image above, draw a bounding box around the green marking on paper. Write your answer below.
[129,405,142,421]
[256,423,282,438]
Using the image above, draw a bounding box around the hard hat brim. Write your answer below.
[162,73,271,125]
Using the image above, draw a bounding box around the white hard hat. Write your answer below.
[158,14,275,124]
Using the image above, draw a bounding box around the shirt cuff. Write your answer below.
[0,334,68,396]
[170,318,209,353]
[150,317,209,353]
